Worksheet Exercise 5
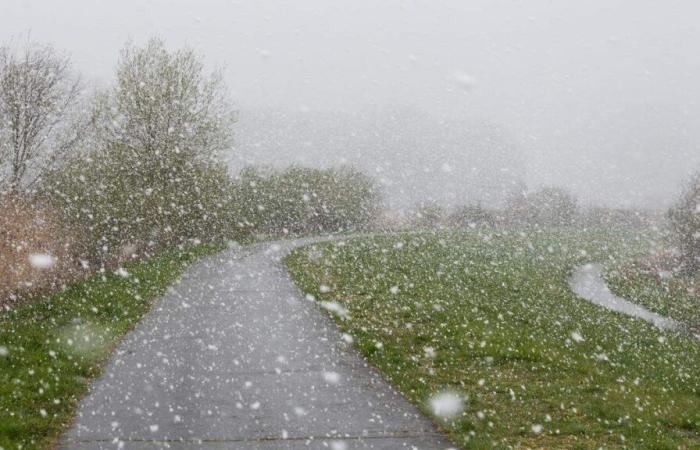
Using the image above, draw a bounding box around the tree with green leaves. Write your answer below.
[449,204,495,228]
[92,37,235,163]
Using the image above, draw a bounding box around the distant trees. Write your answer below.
[0,39,82,193]
[504,186,578,228]
[668,172,700,274]
[407,186,578,231]
[412,202,445,229]
[91,38,235,163]
[578,207,656,230]
[448,204,494,228]
[233,166,380,235]
[44,144,237,261]
[528,187,578,227]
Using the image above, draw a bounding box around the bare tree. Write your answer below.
[0,39,82,193]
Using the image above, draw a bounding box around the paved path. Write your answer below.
[60,239,453,449]
[569,263,686,332]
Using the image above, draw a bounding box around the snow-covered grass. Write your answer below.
[284,230,700,449]
[607,263,700,333]
[0,243,221,449]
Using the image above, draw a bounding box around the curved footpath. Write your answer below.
[60,238,453,449]
[569,263,698,339]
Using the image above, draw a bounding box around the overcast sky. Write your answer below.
[3,0,700,209]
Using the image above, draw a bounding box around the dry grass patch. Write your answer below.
[0,195,78,305]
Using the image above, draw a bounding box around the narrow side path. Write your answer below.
[569,263,691,334]
[60,239,452,449]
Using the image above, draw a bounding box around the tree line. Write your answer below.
[408,183,699,275]
[1,35,698,304]
[0,37,379,302]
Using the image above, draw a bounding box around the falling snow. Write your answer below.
[28,253,56,270]
[429,391,464,419]
[1,3,699,450]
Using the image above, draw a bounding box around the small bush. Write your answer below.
[668,172,700,274]
[42,144,239,264]
[232,165,380,236]
[448,204,495,228]
[410,202,445,230]
[504,186,577,228]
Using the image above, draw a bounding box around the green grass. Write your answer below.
[0,244,221,449]
[284,229,700,449]
[607,264,700,333]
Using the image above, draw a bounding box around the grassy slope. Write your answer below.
[284,230,700,449]
[0,244,220,449]
[606,266,700,332]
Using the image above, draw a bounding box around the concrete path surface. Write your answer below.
[60,239,453,449]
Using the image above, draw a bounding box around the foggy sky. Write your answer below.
[3,0,700,209]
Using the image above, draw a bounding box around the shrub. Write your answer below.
[579,207,658,230]
[504,186,577,228]
[411,202,445,229]
[42,144,238,264]
[448,204,495,228]
[232,165,380,236]
[668,172,700,274]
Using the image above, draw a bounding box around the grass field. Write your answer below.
[607,263,700,333]
[284,230,700,449]
[0,244,220,449]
